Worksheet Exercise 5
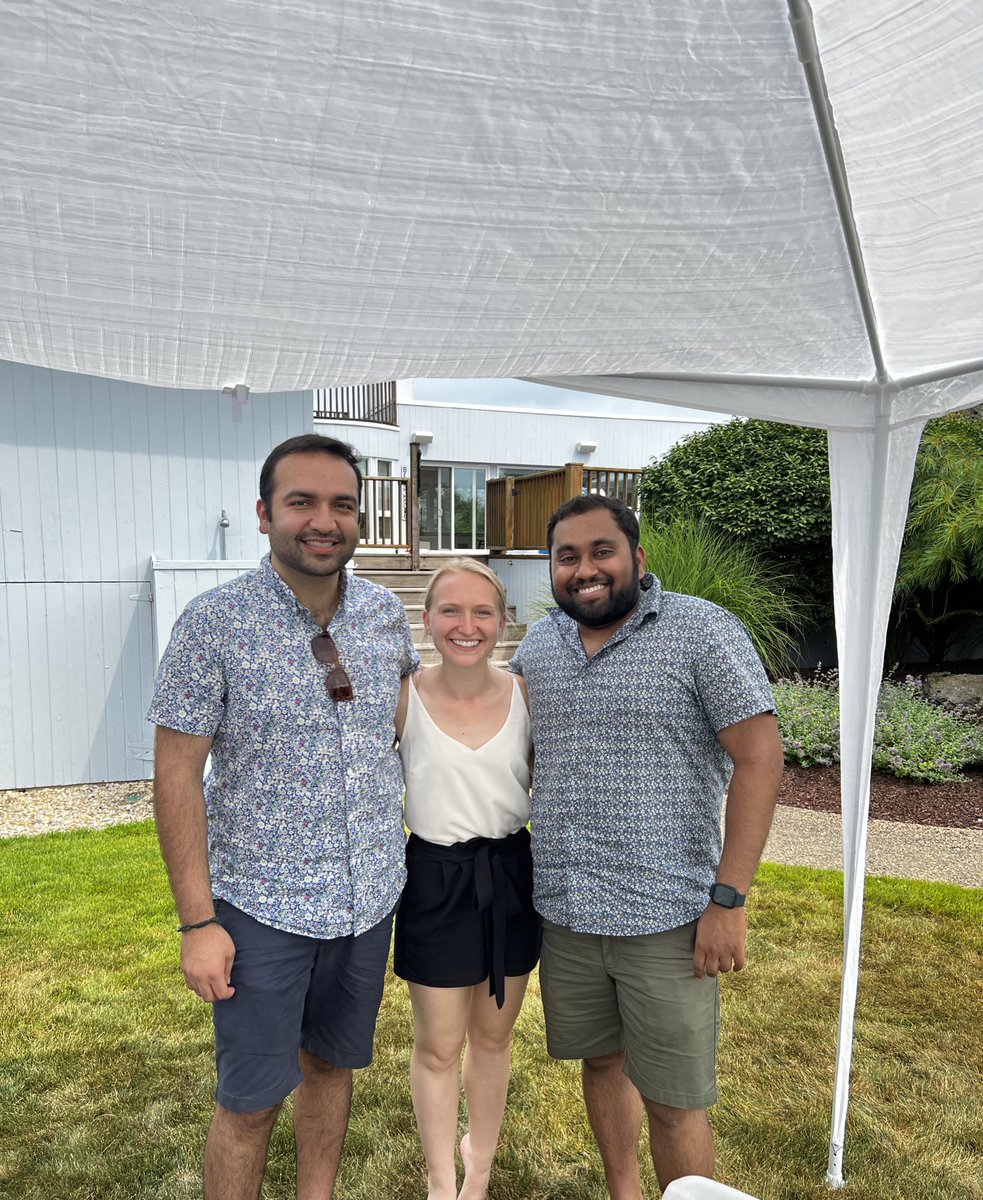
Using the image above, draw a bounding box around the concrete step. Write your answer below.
[355,566,525,659]
[404,606,519,624]
[352,554,420,572]
[410,625,525,651]
[416,640,522,666]
[356,569,434,589]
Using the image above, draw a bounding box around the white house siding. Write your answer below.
[323,420,403,467]
[3,367,721,788]
[395,398,723,474]
[485,555,550,626]
[0,581,155,787]
[311,392,724,481]
[0,361,312,787]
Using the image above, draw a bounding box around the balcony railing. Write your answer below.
[583,466,641,511]
[314,381,398,426]
[360,475,409,550]
[487,464,643,552]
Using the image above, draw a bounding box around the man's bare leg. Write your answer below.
[294,1050,354,1200]
[642,1097,714,1192]
[203,1102,281,1200]
[582,1053,644,1200]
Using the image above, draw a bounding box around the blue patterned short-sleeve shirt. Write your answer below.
[148,555,418,938]
[510,575,775,937]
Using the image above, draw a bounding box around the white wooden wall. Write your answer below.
[1,365,719,788]
[151,560,259,663]
[397,399,722,473]
[0,361,311,788]
[0,580,156,786]
[488,555,551,625]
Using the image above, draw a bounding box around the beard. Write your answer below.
[269,530,358,579]
[552,562,641,628]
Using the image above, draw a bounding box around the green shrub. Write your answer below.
[775,671,983,783]
[894,412,983,662]
[639,412,983,664]
[639,419,832,619]
[639,516,812,677]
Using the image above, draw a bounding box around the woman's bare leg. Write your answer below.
[409,984,472,1200]
[458,974,530,1200]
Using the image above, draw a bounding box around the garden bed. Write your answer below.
[777,763,983,829]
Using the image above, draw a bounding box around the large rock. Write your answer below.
[922,672,983,716]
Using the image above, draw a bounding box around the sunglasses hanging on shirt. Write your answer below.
[310,629,355,702]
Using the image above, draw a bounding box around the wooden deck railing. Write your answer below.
[360,475,409,549]
[486,464,643,552]
[486,478,509,550]
[355,462,641,556]
[583,466,641,511]
[314,381,398,426]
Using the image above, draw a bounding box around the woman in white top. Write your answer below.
[395,558,539,1200]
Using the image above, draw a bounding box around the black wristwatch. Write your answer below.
[709,882,746,909]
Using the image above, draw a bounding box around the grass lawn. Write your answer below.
[1,822,980,1200]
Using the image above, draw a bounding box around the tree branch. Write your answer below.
[910,597,983,626]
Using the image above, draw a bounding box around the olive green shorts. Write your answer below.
[539,919,719,1109]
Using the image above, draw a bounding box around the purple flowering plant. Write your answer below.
[774,669,983,784]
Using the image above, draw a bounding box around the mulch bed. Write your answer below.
[778,763,983,829]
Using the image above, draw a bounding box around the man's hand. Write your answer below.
[180,922,237,1002]
[692,903,747,979]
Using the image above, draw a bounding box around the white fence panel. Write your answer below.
[151,560,260,664]
[488,555,551,626]
[0,581,155,789]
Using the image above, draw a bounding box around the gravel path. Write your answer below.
[0,782,154,838]
[765,804,983,889]
[1,782,980,889]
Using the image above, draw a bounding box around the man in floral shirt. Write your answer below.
[510,495,783,1196]
[149,434,417,1200]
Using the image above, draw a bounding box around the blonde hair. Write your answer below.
[423,558,508,617]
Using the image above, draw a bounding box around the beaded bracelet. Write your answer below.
[177,916,220,933]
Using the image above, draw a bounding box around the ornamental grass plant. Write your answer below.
[530,515,812,677]
[638,516,813,677]
[774,670,983,783]
[2,822,981,1200]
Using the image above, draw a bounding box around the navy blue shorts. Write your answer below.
[211,900,394,1113]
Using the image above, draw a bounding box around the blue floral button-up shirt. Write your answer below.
[511,575,775,937]
[148,555,418,938]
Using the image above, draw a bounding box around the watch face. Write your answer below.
[710,884,740,907]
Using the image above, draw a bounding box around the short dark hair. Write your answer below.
[546,494,640,555]
[259,434,363,512]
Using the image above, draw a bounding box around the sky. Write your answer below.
[411,378,731,423]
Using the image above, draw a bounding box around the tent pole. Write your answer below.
[787,0,888,385]
[825,393,926,1186]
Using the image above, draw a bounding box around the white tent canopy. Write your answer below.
[2,0,981,1187]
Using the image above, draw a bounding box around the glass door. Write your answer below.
[419,466,486,551]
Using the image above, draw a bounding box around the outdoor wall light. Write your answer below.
[576,440,597,454]
[222,383,250,423]
[411,431,434,444]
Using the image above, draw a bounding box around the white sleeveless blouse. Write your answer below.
[400,675,532,845]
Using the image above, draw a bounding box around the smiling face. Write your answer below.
[423,571,506,667]
[256,451,361,587]
[549,508,646,631]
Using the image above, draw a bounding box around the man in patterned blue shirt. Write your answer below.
[149,434,418,1200]
[511,495,784,1197]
